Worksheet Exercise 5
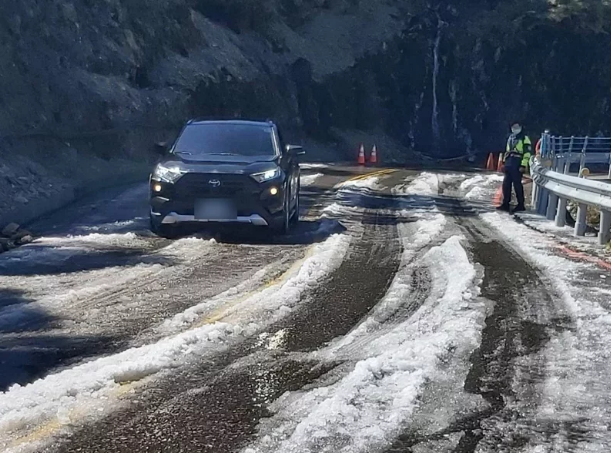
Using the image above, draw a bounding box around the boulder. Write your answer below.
[2,222,20,237]
[15,235,33,245]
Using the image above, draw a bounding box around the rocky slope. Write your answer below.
[1,0,611,223]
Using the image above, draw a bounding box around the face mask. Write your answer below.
[512,125,522,135]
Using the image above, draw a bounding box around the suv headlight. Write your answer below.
[250,168,282,183]
[152,164,183,183]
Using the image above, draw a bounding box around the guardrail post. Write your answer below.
[546,193,558,220]
[566,136,575,174]
[579,136,589,175]
[599,210,611,245]
[555,198,567,227]
[575,203,588,236]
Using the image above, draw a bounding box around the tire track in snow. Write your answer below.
[277,206,402,352]
[385,200,567,452]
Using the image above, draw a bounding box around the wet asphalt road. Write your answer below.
[3,166,611,452]
[0,169,347,390]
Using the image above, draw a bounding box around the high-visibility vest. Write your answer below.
[504,135,532,167]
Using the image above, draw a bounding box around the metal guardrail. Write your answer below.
[532,133,611,245]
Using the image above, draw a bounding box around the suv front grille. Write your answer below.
[173,173,253,198]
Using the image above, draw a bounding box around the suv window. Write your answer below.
[173,123,276,157]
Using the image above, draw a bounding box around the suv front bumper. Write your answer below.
[150,173,286,227]
[154,212,269,226]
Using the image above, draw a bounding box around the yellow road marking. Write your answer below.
[10,419,63,448]
[197,245,316,326]
[344,168,396,182]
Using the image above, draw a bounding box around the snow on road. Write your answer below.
[0,235,215,332]
[482,211,611,450]
[161,233,351,333]
[459,173,503,200]
[392,172,475,197]
[300,163,329,170]
[243,212,487,453]
[339,175,382,191]
[300,173,323,187]
[0,233,351,453]
[327,212,447,351]
[393,172,440,195]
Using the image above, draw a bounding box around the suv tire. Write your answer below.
[290,183,300,226]
[273,195,291,235]
[150,214,178,239]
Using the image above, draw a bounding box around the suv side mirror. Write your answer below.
[286,145,305,156]
[154,141,169,156]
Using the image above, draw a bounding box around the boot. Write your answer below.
[512,204,526,213]
[496,204,510,212]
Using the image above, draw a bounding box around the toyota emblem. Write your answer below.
[208,179,221,188]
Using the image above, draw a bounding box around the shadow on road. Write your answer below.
[336,189,496,218]
[0,287,118,391]
[0,243,175,277]
[171,219,347,246]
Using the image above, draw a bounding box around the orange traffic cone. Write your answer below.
[497,153,504,172]
[486,153,496,171]
[358,144,366,165]
[370,145,378,165]
[493,185,503,206]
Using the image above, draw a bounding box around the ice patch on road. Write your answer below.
[244,235,485,453]
[0,233,350,453]
[300,173,323,187]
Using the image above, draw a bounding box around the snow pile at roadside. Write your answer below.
[481,212,611,448]
[459,174,503,201]
[300,173,323,187]
[243,235,485,453]
[0,233,351,452]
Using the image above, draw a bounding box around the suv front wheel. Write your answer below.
[150,214,179,239]
[290,182,300,226]
[273,194,291,235]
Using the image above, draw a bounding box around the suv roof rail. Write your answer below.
[186,116,276,124]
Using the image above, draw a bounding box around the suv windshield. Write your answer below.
[173,123,276,157]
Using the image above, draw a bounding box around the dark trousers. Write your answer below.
[502,166,525,207]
